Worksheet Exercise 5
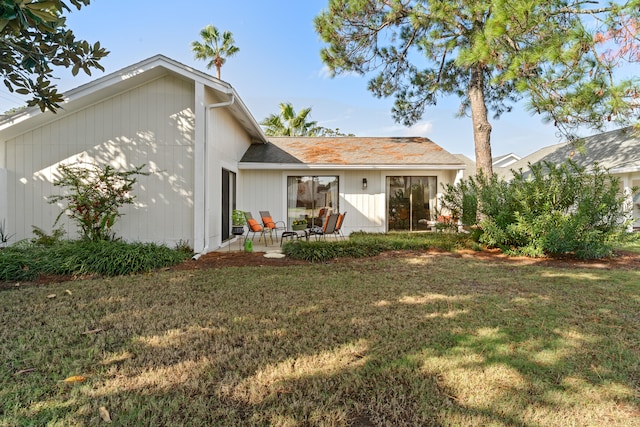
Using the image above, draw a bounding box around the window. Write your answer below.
[287,176,339,229]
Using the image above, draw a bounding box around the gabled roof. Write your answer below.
[0,54,267,143]
[240,136,465,170]
[492,152,521,168]
[496,127,640,180]
[453,153,476,174]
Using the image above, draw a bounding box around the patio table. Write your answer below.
[280,229,310,246]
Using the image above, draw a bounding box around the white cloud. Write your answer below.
[378,121,433,137]
[316,65,361,79]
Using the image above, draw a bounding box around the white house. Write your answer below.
[495,127,640,230]
[0,55,466,254]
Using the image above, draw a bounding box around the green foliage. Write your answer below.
[174,239,193,255]
[442,160,632,259]
[261,102,322,136]
[0,219,15,246]
[261,102,355,137]
[31,226,66,246]
[315,1,640,175]
[191,24,239,79]
[48,163,148,241]
[283,232,478,262]
[0,0,108,112]
[0,240,190,282]
[232,210,246,226]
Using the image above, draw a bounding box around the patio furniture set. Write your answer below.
[242,210,347,247]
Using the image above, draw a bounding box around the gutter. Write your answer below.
[192,94,235,260]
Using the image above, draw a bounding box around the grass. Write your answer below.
[616,232,640,254]
[1,254,639,425]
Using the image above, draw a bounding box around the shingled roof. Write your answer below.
[496,126,640,180]
[240,136,465,169]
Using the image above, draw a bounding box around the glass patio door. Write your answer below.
[387,176,437,231]
[221,169,236,242]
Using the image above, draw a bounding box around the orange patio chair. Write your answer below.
[244,211,272,245]
[333,211,347,239]
[309,212,339,240]
[259,210,286,240]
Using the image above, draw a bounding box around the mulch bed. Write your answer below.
[4,248,639,288]
[170,248,640,271]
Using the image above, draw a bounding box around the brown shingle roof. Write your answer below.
[241,136,464,166]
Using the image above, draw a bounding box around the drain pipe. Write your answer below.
[192,93,235,260]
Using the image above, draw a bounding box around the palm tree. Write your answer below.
[260,103,323,136]
[191,24,239,79]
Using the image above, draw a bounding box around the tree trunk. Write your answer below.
[468,64,493,178]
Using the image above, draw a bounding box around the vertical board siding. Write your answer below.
[239,168,461,235]
[5,75,196,246]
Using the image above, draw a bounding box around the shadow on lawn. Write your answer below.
[4,255,639,425]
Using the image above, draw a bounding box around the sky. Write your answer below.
[0,0,577,159]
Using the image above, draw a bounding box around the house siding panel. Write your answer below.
[5,75,196,246]
[202,91,254,249]
[238,168,460,236]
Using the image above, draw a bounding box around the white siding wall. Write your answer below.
[622,173,640,229]
[0,167,6,231]
[203,91,254,250]
[5,75,196,246]
[239,168,461,235]
[238,169,285,222]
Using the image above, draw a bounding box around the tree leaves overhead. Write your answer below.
[315,0,640,174]
[0,0,109,112]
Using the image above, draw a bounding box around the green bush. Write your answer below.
[283,232,478,262]
[0,240,190,282]
[442,160,633,259]
[48,162,148,241]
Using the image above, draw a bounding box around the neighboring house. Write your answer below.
[0,55,466,254]
[496,127,640,229]
[492,152,521,168]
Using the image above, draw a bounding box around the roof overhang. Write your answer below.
[239,162,466,170]
[0,54,267,143]
[611,166,640,174]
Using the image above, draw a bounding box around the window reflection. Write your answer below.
[387,176,437,231]
[287,176,339,229]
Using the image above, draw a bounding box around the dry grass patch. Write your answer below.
[1,255,639,426]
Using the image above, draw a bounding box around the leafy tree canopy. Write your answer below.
[0,0,108,112]
[191,24,239,79]
[261,102,354,136]
[315,0,640,175]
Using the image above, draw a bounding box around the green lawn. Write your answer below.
[1,254,639,426]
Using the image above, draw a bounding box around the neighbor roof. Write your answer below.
[496,127,640,179]
[240,137,466,170]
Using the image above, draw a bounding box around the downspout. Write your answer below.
[192,94,235,260]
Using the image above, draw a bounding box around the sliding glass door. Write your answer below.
[387,176,437,231]
[287,176,339,229]
[221,169,236,242]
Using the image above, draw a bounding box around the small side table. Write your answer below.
[280,229,310,246]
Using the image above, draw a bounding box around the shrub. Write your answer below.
[282,232,478,262]
[442,160,633,259]
[48,162,148,241]
[31,226,66,246]
[0,240,190,282]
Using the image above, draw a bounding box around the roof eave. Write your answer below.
[239,162,466,170]
[0,54,267,143]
